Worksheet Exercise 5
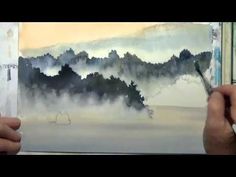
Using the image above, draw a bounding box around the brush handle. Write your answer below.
[200,74,212,96]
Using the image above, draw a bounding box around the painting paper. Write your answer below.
[0,23,18,117]
[1,22,221,153]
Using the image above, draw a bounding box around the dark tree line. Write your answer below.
[18,60,145,111]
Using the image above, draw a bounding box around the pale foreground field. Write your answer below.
[19,106,207,154]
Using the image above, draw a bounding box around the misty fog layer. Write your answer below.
[18,85,150,123]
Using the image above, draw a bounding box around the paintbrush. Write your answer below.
[194,61,235,128]
[194,60,213,96]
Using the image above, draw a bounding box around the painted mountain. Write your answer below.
[18,49,211,119]
[19,49,211,82]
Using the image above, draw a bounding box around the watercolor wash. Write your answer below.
[0,22,221,153]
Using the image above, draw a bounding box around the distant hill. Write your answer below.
[19,49,212,82]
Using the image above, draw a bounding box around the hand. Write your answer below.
[204,85,236,154]
[0,117,21,155]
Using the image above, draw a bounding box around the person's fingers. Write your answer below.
[213,84,236,93]
[213,85,236,123]
[207,91,225,124]
[213,85,236,106]
[0,117,21,130]
[0,138,21,154]
[207,96,210,102]
[0,124,21,142]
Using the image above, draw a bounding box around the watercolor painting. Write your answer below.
[17,22,220,153]
[0,23,18,117]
